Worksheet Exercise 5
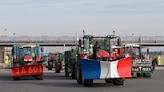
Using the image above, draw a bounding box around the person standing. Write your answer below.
[5,55,9,65]
[152,57,157,71]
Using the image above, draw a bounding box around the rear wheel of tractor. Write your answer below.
[77,69,82,84]
[65,72,70,77]
[113,78,124,85]
[105,79,112,83]
[55,64,61,73]
[35,74,43,80]
[48,67,52,70]
[72,64,77,79]
[137,73,141,77]
[48,64,52,70]
[48,62,53,70]
[13,77,20,80]
[65,64,69,77]
[83,79,93,86]
[55,68,61,73]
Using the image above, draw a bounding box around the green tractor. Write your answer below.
[47,52,63,73]
[124,44,152,78]
[64,49,78,79]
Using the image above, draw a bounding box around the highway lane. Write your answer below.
[0,69,164,92]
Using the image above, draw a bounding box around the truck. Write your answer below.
[11,44,44,80]
[65,35,132,86]
[47,52,63,73]
[124,44,152,77]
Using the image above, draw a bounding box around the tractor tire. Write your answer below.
[72,64,77,79]
[48,67,52,70]
[137,73,141,77]
[77,69,82,84]
[65,72,70,77]
[35,74,43,80]
[83,79,93,86]
[113,78,124,85]
[55,64,61,73]
[65,64,70,77]
[13,77,20,80]
[55,69,61,73]
[48,62,53,70]
[105,79,113,83]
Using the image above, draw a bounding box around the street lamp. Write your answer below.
[11,33,16,67]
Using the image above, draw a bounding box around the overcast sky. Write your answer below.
[0,0,164,36]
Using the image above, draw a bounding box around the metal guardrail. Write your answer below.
[1,36,164,46]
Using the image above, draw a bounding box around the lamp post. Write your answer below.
[11,33,16,67]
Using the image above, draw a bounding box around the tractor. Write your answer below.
[47,52,63,73]
[11,44,43,80]
[124,44,152,78]
[74,35,132,86]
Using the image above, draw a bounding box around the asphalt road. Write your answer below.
[0,68,164,92]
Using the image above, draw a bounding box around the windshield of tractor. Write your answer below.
[49,53,58,61]
[90,38,117,52]
[126,47,140,59]
[83,38,90,52]
[19,47,33,57]
[104,39,111,52]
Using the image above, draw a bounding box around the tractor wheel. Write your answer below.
[13,77,20,80]
[55,68,61,73]
[113,78,124,85]
[72,64,77,79]
[137,73,141,77]
[105,79,113,83]
[83,79,93,86]
[35,74,43,80]
[77,69,82,84]
[48,62,53,70]
[48,67,52,70]
[55,64,61,73]
[65,72,70,77]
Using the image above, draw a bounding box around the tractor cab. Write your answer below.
[13,44,41,66]
[79,35,123,61]
[124,44,142,59]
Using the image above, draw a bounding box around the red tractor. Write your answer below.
[47,52,63,73]
[76,35,132,86]
[12,44,43,80]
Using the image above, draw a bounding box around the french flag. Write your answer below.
[80,55,132,79]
